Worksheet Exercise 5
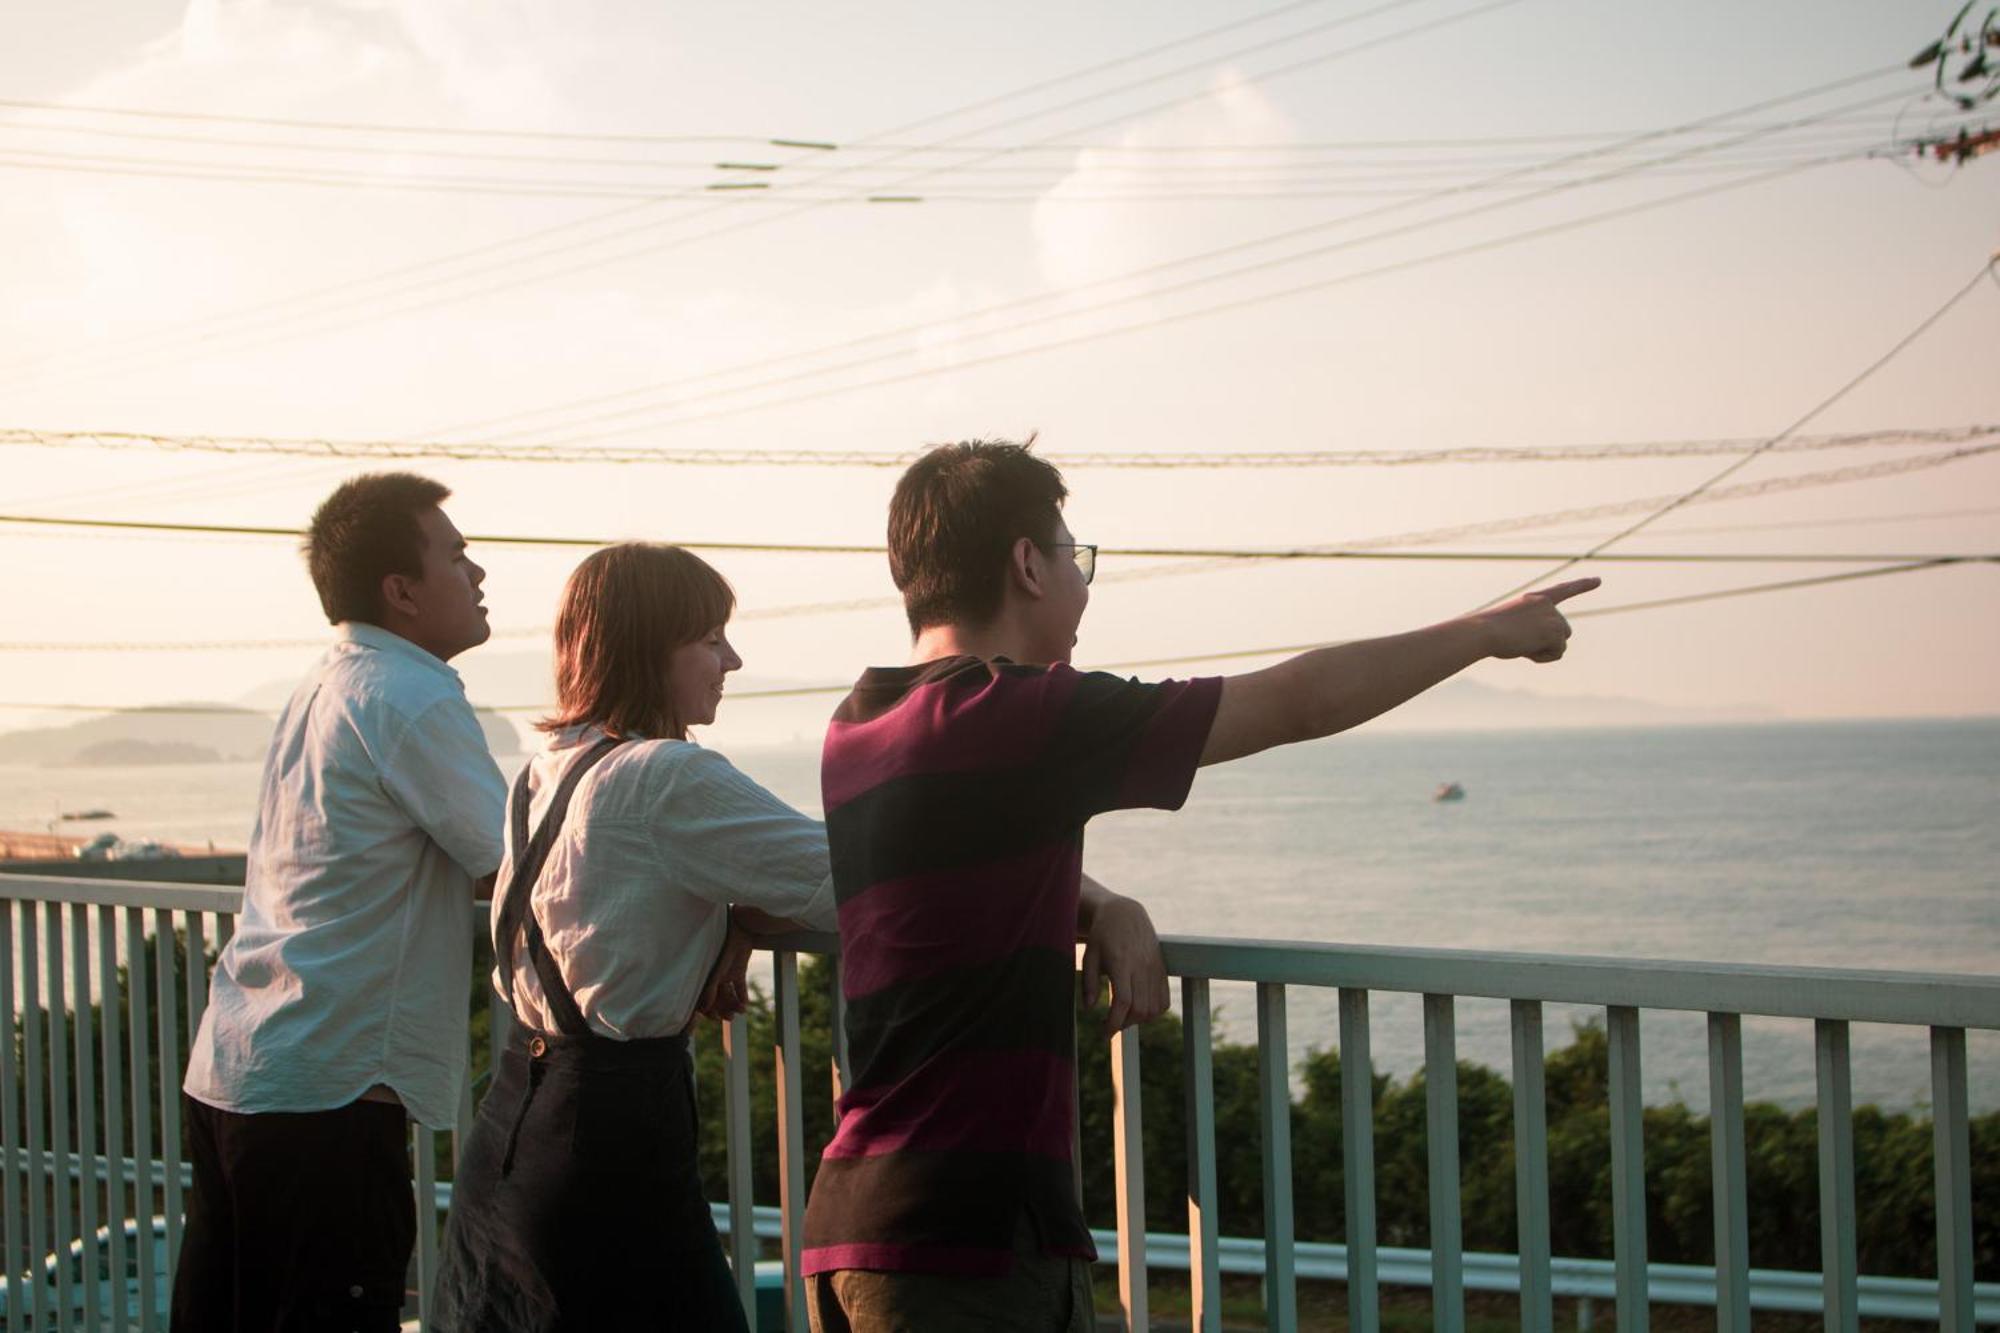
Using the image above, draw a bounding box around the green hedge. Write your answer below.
[693,956,1997,1277]
[28,935,1985,1279]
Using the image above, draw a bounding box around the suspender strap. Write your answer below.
[495,734,624,1038]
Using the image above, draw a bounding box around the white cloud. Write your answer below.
[1031,65,1300,291]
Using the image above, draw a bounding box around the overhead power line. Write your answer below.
[7,538,1999,653]
[0,114,1935,180]
[474,96,1915,448]
[6,436,1997,566]
[0,142,1899,205]
[1564,558,1993,618]
[1476,255,2000,608]
[0,111,1934,195]
[543,152,1875,445]
[1070,558,2000,673]
[1091,440,2000,585]
[0,92,1944,154]
[4,424,1991,469]
[432,67,1911,444]
[1059,559,2000,675]
[3,504,1989,565]
[1430,503,2000,542]
[4,555,1990,712]
[0,98,824,146]
[3,0,1469,394]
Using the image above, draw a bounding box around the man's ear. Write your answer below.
[380,571,421,619]
[1008,536,1047,602]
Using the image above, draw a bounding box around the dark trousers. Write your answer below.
[805,1216,1094,1333]
[171,1095,416,1333]
[433,1028,746,1332]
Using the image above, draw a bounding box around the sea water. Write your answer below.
[3,717,1994,1111]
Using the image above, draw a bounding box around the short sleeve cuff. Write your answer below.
[1116,675,1223,811]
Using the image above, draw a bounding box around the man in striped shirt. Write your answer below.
[805,441,1596,1331]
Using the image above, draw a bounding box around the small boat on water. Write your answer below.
[59,808,117,822]
[1433,782,1465,802]
[76,833,182,862]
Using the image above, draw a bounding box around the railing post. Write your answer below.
[1424,993,1464,1333]
[72,904,102,1333]
[1338,987,1377,1333]
[1931,1026,1973,1333]
[1814,1019,1858,1333]
[1180,977,1220,1333]
[828,955,851,1117]
[721,1008,756,1318]
[1511,999,1553,1333]
[1111,1024,1147,1331]
[154,908,185,1295]
[1257,982,1297,1331]
[414,1122,438,1331]
[773,951,808,1333]
[125,905,159,1332]
[1706,1013,1750,1333]
[1605,1006,1647,1333]
[43,903,76,1323]
[182,909,209,1042]
[0,904,23,1333]
[96,903,129,1327]
[21,902,50,1332]
[454,1067,475,1174]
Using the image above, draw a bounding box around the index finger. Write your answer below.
[1537,576,1602,605]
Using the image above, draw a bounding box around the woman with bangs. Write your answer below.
[435,542,834,1332]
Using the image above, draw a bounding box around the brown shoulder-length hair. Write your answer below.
[539,543,735,740]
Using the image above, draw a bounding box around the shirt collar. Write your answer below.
[545,722,694,752]
[336,621,464,687]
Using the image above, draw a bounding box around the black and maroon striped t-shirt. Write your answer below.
[801,656,1221,1277]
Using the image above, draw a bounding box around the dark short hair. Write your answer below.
[541,544,736,740]
[887,438,1067,633]
[305,472,452,625]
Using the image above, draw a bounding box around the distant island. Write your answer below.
[0,703,520,767]
[1369,677,1778,732]
[66,739,224,767]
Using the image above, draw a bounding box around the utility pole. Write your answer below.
[1921,123,2000,165]
[1900,6,1999,167]
[1909,3,2000,110]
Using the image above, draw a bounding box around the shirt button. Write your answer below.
[528,1036,547,1057]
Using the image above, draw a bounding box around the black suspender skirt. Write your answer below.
[432,738,749,1332]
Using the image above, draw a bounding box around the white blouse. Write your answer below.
[495,724,836,1040]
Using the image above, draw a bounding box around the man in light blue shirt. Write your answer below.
[177,473,506,1332]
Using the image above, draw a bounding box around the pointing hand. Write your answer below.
[1475,577,1601,663]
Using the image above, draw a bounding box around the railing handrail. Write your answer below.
[0,874,239,915]
[1152,936,2000,1029]
[4,875,1996,1030]
[756,927,2000,1030]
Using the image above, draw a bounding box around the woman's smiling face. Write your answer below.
[666,623,743,730]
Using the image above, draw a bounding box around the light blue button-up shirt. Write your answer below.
[185,622,506,1128]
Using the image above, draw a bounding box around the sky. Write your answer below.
[1,0,1997,749]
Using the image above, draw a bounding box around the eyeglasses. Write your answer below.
[1052,542,1096,586]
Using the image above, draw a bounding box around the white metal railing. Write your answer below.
[1,873,1995,1333]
